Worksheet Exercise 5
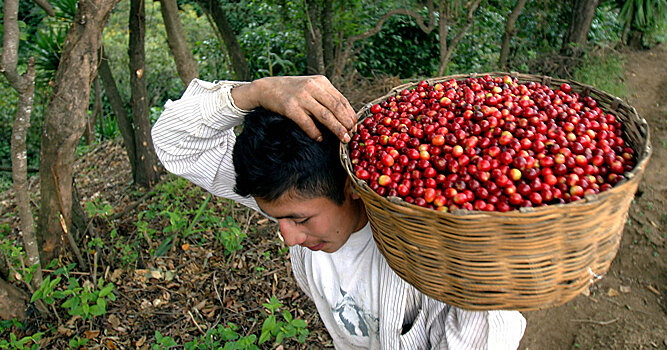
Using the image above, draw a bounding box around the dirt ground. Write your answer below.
[518,46,667,350]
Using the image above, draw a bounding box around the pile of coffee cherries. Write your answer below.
[348,75,637,212]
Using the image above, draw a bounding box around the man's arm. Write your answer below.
[151,79,258,209]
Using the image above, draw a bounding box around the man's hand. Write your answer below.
[231,76,357,143]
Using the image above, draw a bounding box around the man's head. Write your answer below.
[233,108,348,203]
[233,108,366,252]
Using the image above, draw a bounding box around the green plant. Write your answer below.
[258,296,309,345]
[57,277,116,320]
[213,216,246,255]
[183,322,259,350]
[573,53,627,98]
[85,198,114,218]
[109,228,139,266]
[0,332,44,350]
[68,335,89,349]
[152,331,178,349]
[0,237,36,284]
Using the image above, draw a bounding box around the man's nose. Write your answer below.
[277,219,307,246]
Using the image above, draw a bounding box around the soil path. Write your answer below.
[519,45,667,349]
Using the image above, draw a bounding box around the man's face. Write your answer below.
[256,186,367,253]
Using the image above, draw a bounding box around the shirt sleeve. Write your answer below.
[151,78,259,212]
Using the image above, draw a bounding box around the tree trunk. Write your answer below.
[304,0,325,75]
[98,54,138,177]
[627,29,644,49]
[437,0,482,76]
[2,0,43,291]
[158,0,199,86]
[197,0,250,81]
[321,0,335,77]
[498,0,528,70]
[561,0,599,54]
[38,0,119,260]
[0,277,28,321]
[130,0,160,188]
[84,76,102,145]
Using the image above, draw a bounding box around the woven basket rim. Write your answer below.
[340,71,652,218]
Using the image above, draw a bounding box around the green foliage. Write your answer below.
[450,6,505,73]
[183,323,254,350]
[238,20,305,79]
[67,335,89,349]
[109,228,139,267]
[58,277,116,320]
[355,16,439,78]
[0,319,43,350]
[178,297,308,349]
[30,263,116,320]
[213,216,246,256]
[618,0,667,45]
[258,296,309,345]
[0,332,43,350]
[573,53,627,98]
[148,176,247,255]
[590,2,623,44]
[619,0,667,32]
[104,1,215,106]
[85,197,114,218]
[152,331,178,349]
[0,235,39,284]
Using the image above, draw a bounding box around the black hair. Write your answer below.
[232,108,347,205]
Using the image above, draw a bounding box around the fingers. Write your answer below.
[285,105,323,141]
[309,77,357,130]
[303,77,357,142]
[254,75,357,143]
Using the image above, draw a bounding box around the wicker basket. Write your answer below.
[340,72,652,311]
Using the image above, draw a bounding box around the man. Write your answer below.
[151,75,525,349]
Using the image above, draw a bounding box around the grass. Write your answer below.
[573,52,627,99]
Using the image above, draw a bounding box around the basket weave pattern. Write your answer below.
[340,72,652,311]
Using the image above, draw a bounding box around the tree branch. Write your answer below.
[32,0,56,17]
[2,0,44,292]
[333,0,435,80]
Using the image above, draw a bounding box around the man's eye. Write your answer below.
[295,218,310,225]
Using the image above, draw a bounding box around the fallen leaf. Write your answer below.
[84,330,100,339]
[619,285,631,293]
[108,314,121,329]
[57,325,74,336]
[110,269,123,282]
[607,288,620,297]
[149,269,164,280]
[135,335,146,347]
[134,269,148,283]
[105,340,119,349]
[164,270,175,281]
[140,299,152,309]
[194,300,206,310]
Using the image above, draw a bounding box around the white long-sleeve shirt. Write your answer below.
[151,79,526,349]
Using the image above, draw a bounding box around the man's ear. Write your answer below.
[345,177,361,200]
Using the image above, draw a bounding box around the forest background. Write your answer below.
[0,0,665,348]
